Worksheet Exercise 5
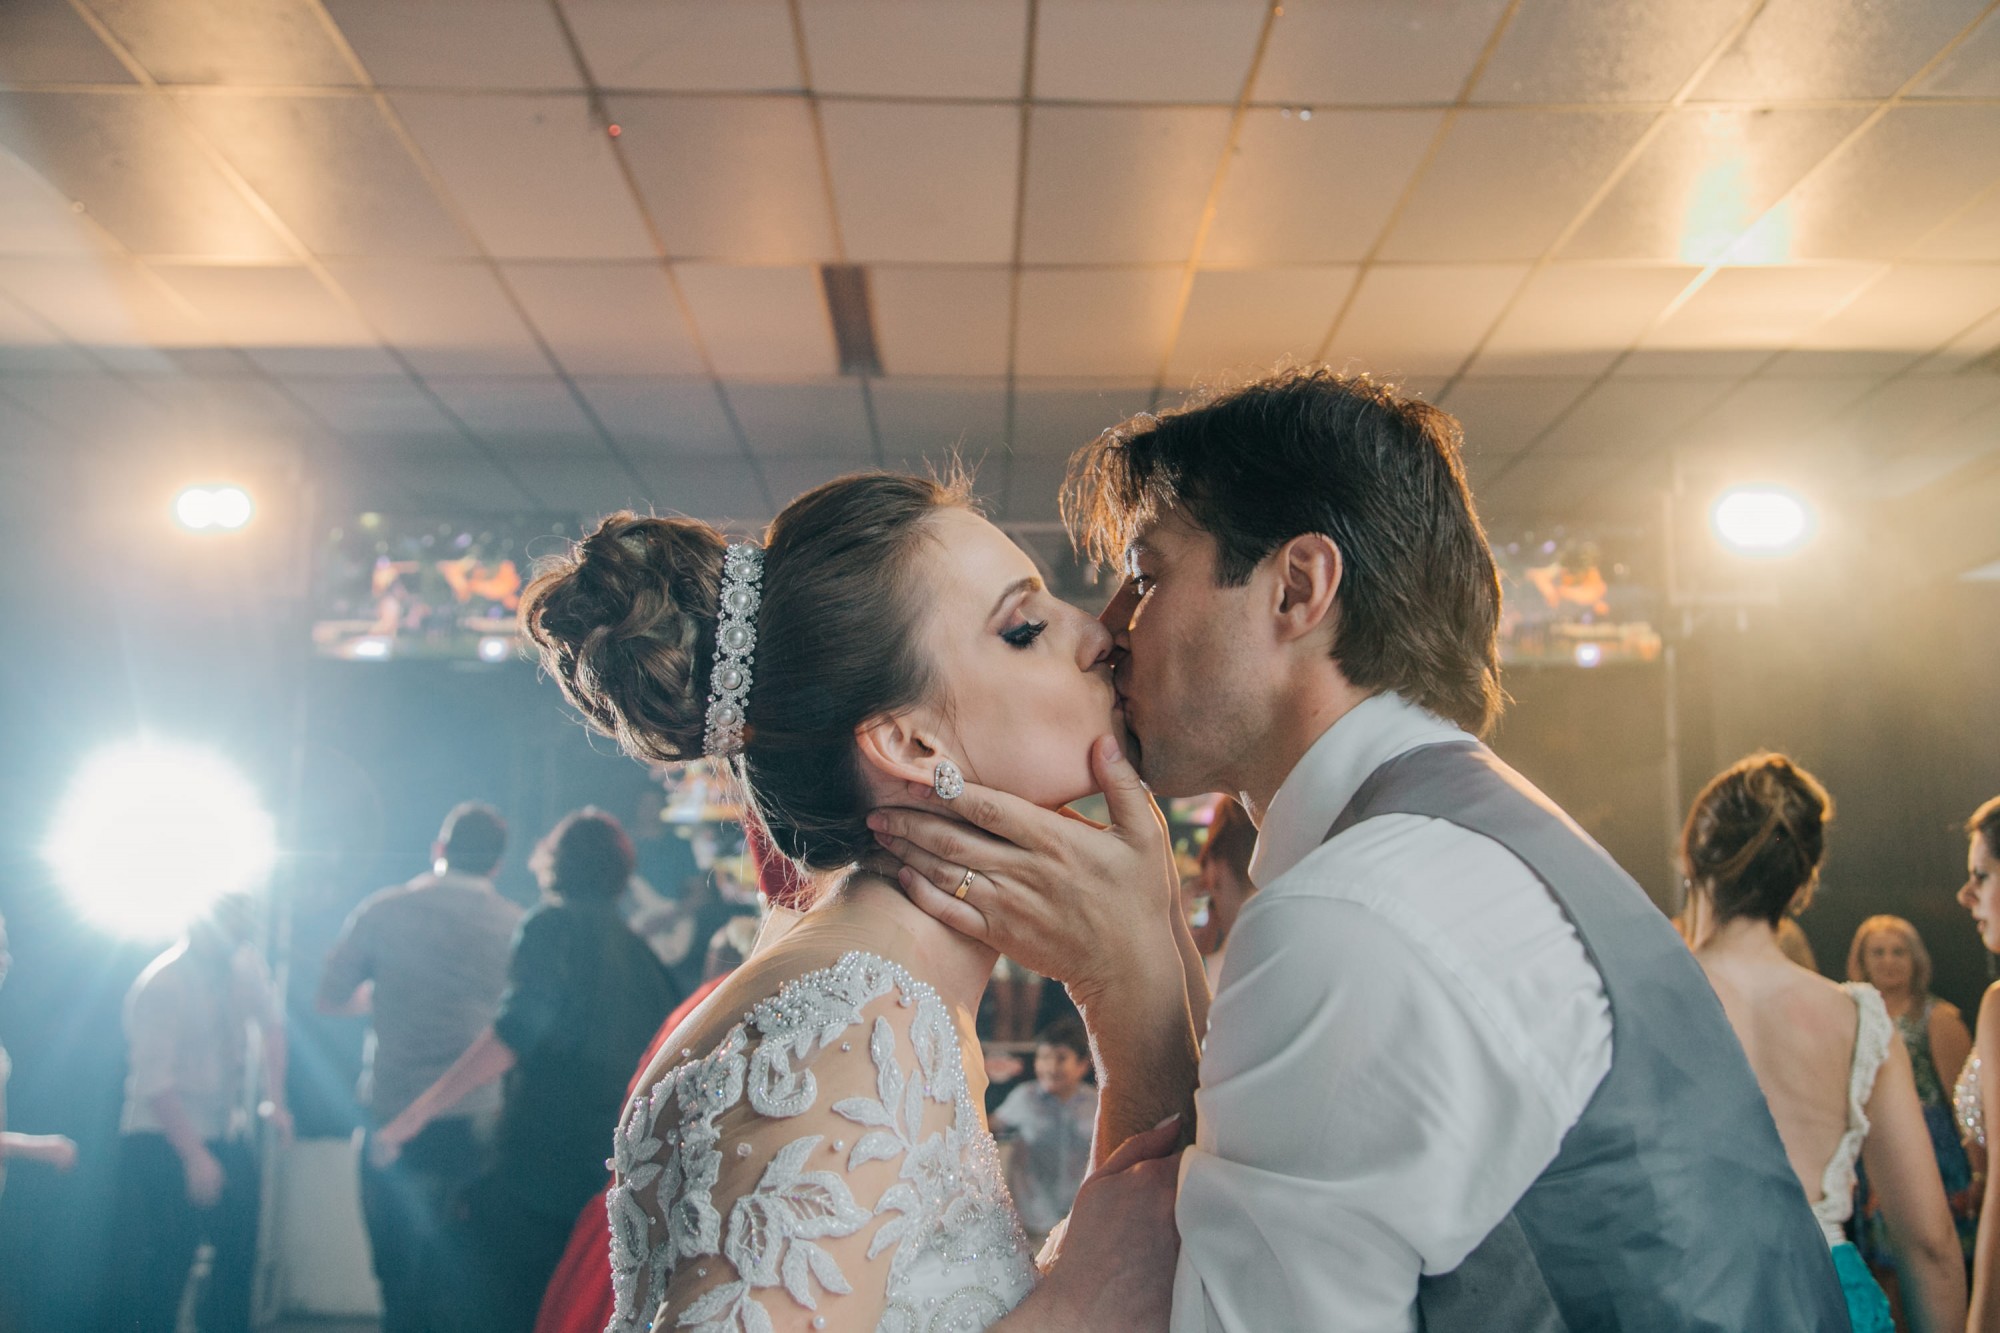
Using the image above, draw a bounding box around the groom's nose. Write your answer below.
[1099,579,1140,640]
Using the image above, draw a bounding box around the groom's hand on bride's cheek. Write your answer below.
[866,734,1179,995]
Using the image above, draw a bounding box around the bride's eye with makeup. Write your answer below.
[1000,618,1048,648]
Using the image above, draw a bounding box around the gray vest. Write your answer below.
[1323,740,1850,1332]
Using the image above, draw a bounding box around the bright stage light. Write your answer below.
[174,485,253,532]
[42,741,278,939]
[1711,486,1812,556]
[478,636,513,663]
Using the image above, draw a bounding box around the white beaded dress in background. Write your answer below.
[1957,1054,1984,1152]
[606,951,1037,1333]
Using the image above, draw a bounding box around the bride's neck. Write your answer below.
[795,859,999,1017]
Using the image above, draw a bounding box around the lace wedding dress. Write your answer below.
[606,951,1038,1333]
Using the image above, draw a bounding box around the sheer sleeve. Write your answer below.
[607,953,1034,1333]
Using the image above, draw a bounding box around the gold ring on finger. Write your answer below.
[954,867,977,900]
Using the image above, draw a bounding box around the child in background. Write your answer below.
[990,1016,1098,1247]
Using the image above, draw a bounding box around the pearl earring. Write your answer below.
[932,758,964,801]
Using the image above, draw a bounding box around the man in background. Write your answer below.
[1191,798,1259,995]
[117,892,288,1333]
[318,802,519,1333]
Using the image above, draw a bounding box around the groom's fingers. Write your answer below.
[871,829,992,908]
[869,807,1022,873]
[898,777,1060,856]
[1094,1114,1184,1176]
[896,864,990,942]
[1091,733,1166,840]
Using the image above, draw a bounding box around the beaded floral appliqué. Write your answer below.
[607,952,1035,1333]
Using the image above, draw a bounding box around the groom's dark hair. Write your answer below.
[1063,366,1504,736]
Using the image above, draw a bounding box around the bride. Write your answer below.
[519,472,1197,1333]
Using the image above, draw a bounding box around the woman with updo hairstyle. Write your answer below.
[1683,753,1964,1333]
[1951,794,2000,1330]
[517,473,1191,1333]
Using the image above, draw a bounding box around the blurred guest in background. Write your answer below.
[318,801,519,1333]
[1847,914,1977,1279]
[376,808,677,1333]
[991,1016,1098,1249]
[115,893,289,1333]
[0,911,78,1200]
[531,819,814,1333]
[1191,798,1258,993]
[1778,917,1821,973]
[1950,796,2000,1331]
[1684,755,1964,1333]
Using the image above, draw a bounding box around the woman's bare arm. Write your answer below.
[1968,984,2000,1332]
[1931,1000,1973,1106]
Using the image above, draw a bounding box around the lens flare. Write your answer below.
[1711,487,1812,556]
[42,741,277,938]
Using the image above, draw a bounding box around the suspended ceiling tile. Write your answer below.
[1383,110,1653,262]
[999,450,1071,523]
[1475,0,1750,102]
[148,262,378,352]
[1693,0,1992,101]
[869,378,1007,469]
[1014,269,1183,379]
[821,102,1018,265]
[1533,376,1738,457]
[422,374,602,448]
[675,264,834,378]
[1009,378,1155,456]
[1476,453,1638,519]
[500,457,662,517]
[1437,377,1596,459]
[278,373,456,437]
[1020,106,1233,264]
[1167,266,1357,381]
[1921,303,2000,374]
[1913,182,2000,262]
[800,0,1027,99]
[1561,107,1869,264]
[1254,0,1513,104]
[1472,265,1696,376]
[0,93,294,260]
[729,380,875,459]
[0,371,158,442]
[1820,375,2000,461]
[608,95,835,263]
[178,95,473,259]
[325,260,549,375]
[871,267,1011,378]
[390,94,652,259]
[1786,107,2000,262]
[1204,108,1441,265]
[0,145,117,258]
[757,455,878,507]
[0,292,94,370]
[573,377,741,456]
[1637,265,1885,359]
[340,452,528,512]
[503,262,703,376]
[0,255,210,347]
[1916,8,2000,96]
[1035,1,1266,103]
[563,0,799,92]
[91,0,355,86]
[1674,374,1883,455]
[1794,265,2000,356]
[0,0,136,84]
[652,457,773,522]
[322,0,578,90]
[1325,264,1530,380]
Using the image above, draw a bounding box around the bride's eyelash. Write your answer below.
[1001,619,1048,648]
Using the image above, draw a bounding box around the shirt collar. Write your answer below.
[1247,692,1472,889]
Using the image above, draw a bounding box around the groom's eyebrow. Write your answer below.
[988,576,1041,623]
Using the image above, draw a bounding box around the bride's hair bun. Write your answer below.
[520,513,727,764]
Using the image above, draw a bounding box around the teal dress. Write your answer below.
[1854,996,1978,1269]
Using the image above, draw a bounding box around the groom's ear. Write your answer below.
[1269,533,1341,645]
[854,711,941,789]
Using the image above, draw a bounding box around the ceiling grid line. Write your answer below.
[998,0,1042,520]
[1486,0,2000,496]
[1145,2,1285,413]
[1306,0,1528,367]
[528,0,777,520]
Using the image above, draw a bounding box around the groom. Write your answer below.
[870,368,1849,1331]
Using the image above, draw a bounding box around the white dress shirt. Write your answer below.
[1171,692,1614,1333]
